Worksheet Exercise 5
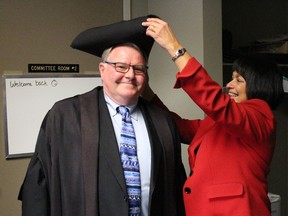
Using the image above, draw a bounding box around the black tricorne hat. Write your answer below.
[70,15,158,58]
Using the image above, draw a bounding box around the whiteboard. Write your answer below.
[2,74,102,159]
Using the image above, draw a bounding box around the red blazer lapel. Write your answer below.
[188,116,215,169]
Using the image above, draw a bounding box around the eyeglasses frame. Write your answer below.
[105,61,148,75]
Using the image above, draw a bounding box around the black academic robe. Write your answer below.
[18,86,186,216]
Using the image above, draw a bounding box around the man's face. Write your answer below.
[99,46,147,105]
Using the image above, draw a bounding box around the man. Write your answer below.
[18,15,186,216]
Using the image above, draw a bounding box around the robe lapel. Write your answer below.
[140,99,183,215]
[140,103,162,193]
[139,99,174,196]
[79,87,100,216]
[98,91,127,194]
[80,87,129,215]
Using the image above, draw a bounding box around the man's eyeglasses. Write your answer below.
[105,61,148,75]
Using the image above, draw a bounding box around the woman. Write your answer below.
[142,18,284,216]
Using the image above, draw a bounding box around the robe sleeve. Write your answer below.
[18,115,51,216]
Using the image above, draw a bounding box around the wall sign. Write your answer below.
[28,64,79,73]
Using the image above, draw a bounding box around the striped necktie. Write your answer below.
[118,106,141,216]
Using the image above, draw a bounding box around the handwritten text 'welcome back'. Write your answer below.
[9,80,58,88]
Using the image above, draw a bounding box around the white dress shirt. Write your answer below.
[104,93,151,216]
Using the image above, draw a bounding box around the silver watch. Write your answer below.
[172,48,186,61]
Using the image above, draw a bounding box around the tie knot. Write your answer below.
[117,106,129,116]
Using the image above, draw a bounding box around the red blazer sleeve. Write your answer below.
[174,57,275,147]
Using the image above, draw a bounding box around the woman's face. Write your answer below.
[226,71,248,103]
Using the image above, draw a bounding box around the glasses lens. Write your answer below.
[133,65,147,74]
[115,63,129,73]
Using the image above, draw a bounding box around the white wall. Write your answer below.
[145,0,222,174]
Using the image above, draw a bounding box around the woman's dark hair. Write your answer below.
[232,54,284,110]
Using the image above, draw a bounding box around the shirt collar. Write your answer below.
[104,92,139,120]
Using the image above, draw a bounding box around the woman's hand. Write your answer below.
[142,18,183,57]
[142,17,191,71]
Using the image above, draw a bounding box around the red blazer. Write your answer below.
[153,58,275,216]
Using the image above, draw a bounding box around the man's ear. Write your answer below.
[99,62,105,75]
